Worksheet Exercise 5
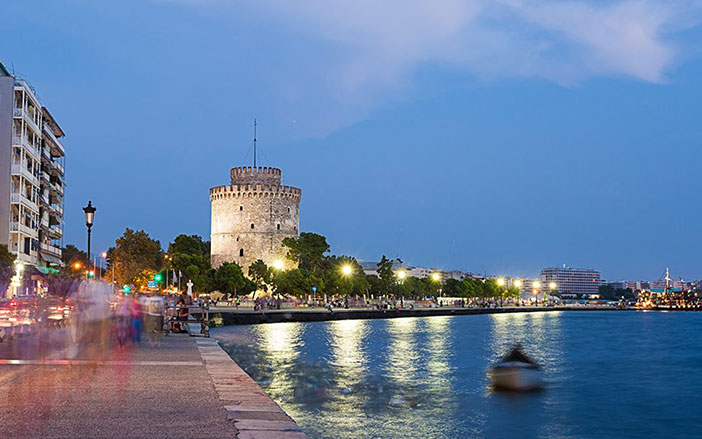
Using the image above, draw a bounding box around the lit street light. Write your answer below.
[341,264,353,308]
[397,270,407,307]
[272,259,285,308]
[548,282,557,305]
[533,281,541,305]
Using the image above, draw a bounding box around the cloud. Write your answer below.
[157,0,702,134]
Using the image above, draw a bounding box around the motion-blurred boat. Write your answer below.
[489,344,543,391]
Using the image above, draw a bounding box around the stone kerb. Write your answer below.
[196,338,308,439]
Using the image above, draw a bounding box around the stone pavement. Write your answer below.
[0,326,307,439]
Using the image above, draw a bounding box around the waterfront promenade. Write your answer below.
[0,327,307,439]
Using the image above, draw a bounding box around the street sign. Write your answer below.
[147,281,156,288]
[312,286,317,292]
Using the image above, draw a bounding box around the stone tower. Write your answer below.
[209,166,301,272]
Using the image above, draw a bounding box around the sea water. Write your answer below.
[213,311,702,439]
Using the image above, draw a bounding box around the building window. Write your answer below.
[277,224,281,230]
[251,223,254,229]
[236,236,239,242]
[239,249,244,257]
[287,207,291,213]
[239,206,243,211]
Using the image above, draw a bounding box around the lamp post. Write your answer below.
[431,272,442,299]
[497,278,505,307]
[548,282,557,305]
[513,279,522,306]
[533,281,541,306]
[82,201,96,266]
[397,270,406,308]
[342,264,353,308]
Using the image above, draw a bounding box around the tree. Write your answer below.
[61,244,92,273]
[0,244,14,295]
[282,232,330,273]
[376,255,396,295]
[106,228,163,288]
[248,260,272,294]
[166,234,211,292]
[214,262,248,297]
[443,278,466,297]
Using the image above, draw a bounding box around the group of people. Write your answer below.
[112,291,194,347]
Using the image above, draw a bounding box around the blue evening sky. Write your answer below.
[2,0,702,281]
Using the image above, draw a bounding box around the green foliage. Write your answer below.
[166,234,211,292]
[282,232,330,273]
[106,228,163,288]
[376,255,398,295]
[213,262,249,297]
[61,244,92,274]
[598,284,634,300]
[248,260,272,293]
[0,244,14,294]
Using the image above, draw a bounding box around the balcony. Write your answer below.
[12,135,40,161]
[49,224,63,239]
[42,124,65,157]
[9,221,38,238]
[53,160,65,175]
[14,106,41,135]
[50,203,64,217]
[10,192,39,213]
[11,164,39,187]
[41,243,62,258]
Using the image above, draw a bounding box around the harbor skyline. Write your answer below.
[2,1,702,280]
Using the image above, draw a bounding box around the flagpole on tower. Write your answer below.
[253,119,257,168]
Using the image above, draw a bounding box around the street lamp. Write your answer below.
[533,281,541,305]
[548,282,557,305]
[396,270,406,308]
[10,260,24,297]
[341,264,353,308]
[431,272,442,298]
[82,201,96,264]
[497,278,505,307]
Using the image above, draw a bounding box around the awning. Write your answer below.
[39,252,63,266]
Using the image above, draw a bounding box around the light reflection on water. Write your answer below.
[214,312,702,439]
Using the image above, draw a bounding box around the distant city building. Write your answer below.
[540,265,601,295]
[209,166,301,271]
[0,60,66,273]
[625,281,649,291]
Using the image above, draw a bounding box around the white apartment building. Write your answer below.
[0,60,66,273]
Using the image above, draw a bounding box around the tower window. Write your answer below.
[239,206,243,211]
[287,207,290,213]
[236,236,239,242]
[251,223,255,229]
[239,249,244,257]
[277,224,281,230]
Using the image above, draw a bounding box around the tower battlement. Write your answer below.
[230,166,282,185]
[209,183,302,200]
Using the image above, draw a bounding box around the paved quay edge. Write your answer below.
[200,305,628,325]
[195,338,309,439]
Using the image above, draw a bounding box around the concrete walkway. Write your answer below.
[0,327,307,439]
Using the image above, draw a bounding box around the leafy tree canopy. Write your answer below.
[106,228,163,288]
[282,232,330,273]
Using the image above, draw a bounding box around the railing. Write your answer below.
[42,124,65,156]
[9,221,38,237]
[41,243,62,257]
[11,164,39,187]
[51,204,64,216]
[49,224,63,237]
[53,160,64,175]
[10,192,39,213]
[12,135,40,161]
